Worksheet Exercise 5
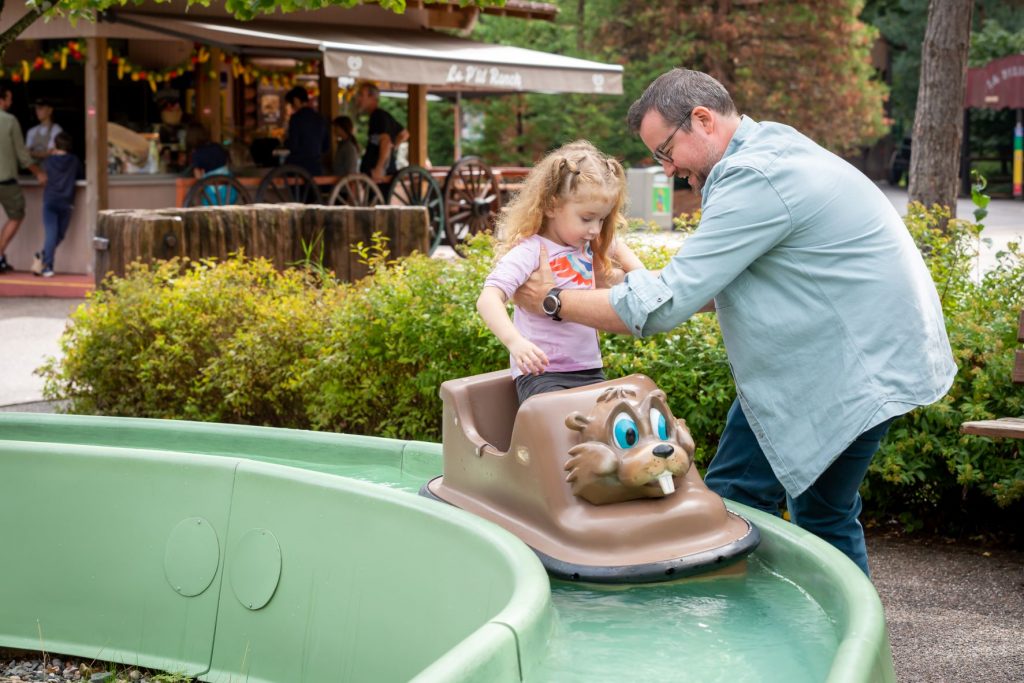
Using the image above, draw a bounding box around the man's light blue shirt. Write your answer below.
[611,116,956,496]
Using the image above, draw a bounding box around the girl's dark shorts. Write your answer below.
[515,367,606,405]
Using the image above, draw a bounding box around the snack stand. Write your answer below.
[0,0,622,277]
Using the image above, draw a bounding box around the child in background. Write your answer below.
[477,140,644,404]
[331,115,361,177]
[32,131,81,277]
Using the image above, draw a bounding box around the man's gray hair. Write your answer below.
[627,69,737,133]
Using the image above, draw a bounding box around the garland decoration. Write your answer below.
[2,42,321,93]
[0,40,86,83]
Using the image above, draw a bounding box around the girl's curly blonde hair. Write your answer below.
[494,140,627,275]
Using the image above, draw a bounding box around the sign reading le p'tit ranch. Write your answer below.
[446,64,523,90]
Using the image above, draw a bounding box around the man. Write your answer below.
[283,85,329,176]
[355,83,408,183]
[25,97,62,163]
[0,83,47,273]
[518,69,956,575]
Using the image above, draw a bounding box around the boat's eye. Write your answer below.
[650,408,669,440]
[612,413,639,449]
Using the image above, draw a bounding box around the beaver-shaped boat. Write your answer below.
[421,371,760,583]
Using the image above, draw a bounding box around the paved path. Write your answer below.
[0,298,80,409]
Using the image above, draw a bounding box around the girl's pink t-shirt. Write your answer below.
[483,235,603,378]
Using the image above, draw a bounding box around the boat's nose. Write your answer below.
[653,444,674,458]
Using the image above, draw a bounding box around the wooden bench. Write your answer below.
[960,309,1024,439]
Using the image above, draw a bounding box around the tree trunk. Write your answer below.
[908,0,973,217]
[576,0,585,53]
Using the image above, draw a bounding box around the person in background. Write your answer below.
[331,115,360,177]
[283,86,329,176]
[185,122,237,206]
[31,131,80,278]
[155,89,189,173]
[0,82,46,274]
[355,82,408,183]
[25,97,62,163]
[186,122,229,178]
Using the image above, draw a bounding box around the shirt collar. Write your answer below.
[702,115,756,204]
[721,114,757,162]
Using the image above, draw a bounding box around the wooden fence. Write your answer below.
[94,203,429,286]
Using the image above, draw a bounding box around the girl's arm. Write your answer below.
[477,286,549,375]
[614,240,645,274]
[597,239,647,287]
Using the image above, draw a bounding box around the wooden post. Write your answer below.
[197,47,223,141]
[407,84,428,167]
[453,91,462,162]
[319,69,339,174]
[85,36,108,277]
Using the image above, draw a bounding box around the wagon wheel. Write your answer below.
[443,156,502,256]
[328,173,386,207]
[255,164,323,204]
[183,175,251,207]
[386,166,445,255]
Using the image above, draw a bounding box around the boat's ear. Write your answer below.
[565,412,592,432]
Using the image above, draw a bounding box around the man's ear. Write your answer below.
[691,106,715,134]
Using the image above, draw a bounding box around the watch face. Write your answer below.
[543,294,558,315]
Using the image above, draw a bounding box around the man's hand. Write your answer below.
[513,245,555,315]
[370,168,387,183]
[509,337,549,375]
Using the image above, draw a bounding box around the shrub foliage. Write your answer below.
[41,210,1024,536]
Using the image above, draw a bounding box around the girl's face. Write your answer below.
[542,193,616,249]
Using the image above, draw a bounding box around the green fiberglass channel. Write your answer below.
[0,415,894,682]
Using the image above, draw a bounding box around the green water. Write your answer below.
[538,561,836,682]
[274,458,839,682]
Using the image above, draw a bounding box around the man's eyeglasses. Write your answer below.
[652,113,691,166]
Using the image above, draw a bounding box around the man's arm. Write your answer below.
[372,134,393,182]
[515,245,631,334]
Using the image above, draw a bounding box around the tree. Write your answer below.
[1,0,503,62]
[907,0,972,215]
[467,0,889,166]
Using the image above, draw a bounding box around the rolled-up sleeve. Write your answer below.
[610,269,674,336]
[610,163,793,338]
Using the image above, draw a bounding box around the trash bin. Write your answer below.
[627,167,673,229]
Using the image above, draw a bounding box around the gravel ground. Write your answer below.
[1,533,1020,682]
[867,533,1024,682]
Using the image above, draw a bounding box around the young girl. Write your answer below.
[477,140,644,404]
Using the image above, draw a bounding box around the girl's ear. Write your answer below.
[542,197,559,219]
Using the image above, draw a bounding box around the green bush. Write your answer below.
[41,206,1024,537]
[41,255,336,427]
[302,237,507,439]
[863,203,1024,535]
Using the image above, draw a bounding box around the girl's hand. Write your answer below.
[509,338,549,375]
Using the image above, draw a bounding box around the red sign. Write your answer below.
[965,54,1024,109]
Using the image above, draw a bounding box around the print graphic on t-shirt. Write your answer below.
[550,250,594,286]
